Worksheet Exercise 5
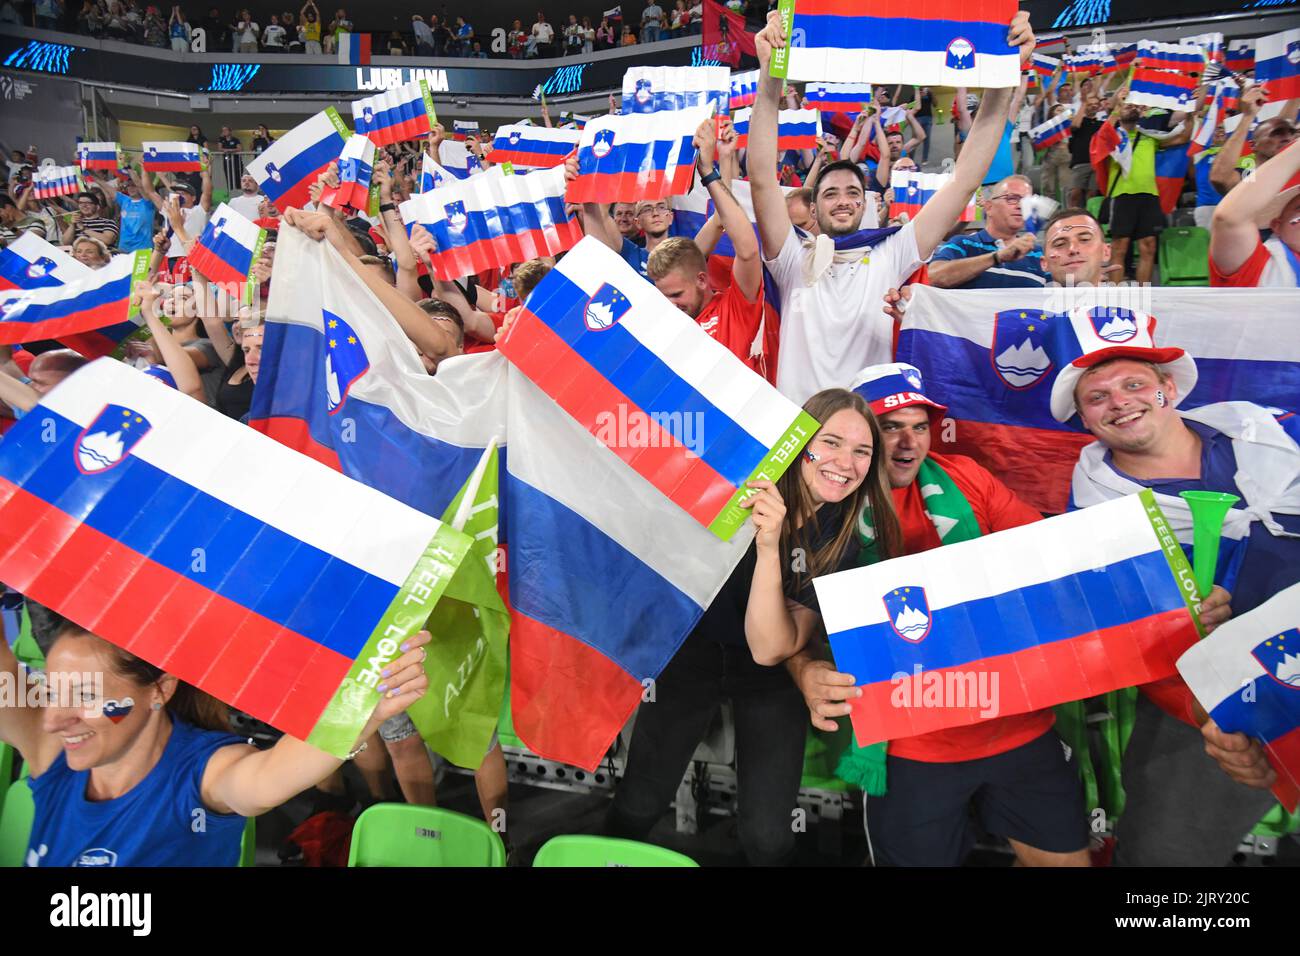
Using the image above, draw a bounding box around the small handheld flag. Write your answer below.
[731,107,820,150]
[141,141,203,173]
[1030,52,1060,77]
[487,124,580,169]
[1256,27,1300,102]
[1030,111,1072,151]
[76,142,122,171]
[622,65,730,115]
[889,169,976,222]
[0,232,91,292]
[418,153,454,193]
[567,106,708,204]
[804,81,872,113]
[729,69,759,109]
[32,165,82,200]
[319,135,377,214]
[1136,39,1206,74]
[337,31,371,65]
[452,120,481,142]
[188,203,267,305]
[246,108,351,212]
[352,79,437,147]
[1127,67,1199,112]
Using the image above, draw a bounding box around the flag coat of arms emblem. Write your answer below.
[883,586,931,642]
[323,311,369,414]
[584,283,631,331]
[74,405,152,474]
[990,309,1053,390]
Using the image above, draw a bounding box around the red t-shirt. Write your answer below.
[1210,237,1298,288]
[463,310,506,354]
[886,453,1058,763]
[694,274,765,374]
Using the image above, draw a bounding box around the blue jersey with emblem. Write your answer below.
[27,718,246,867]
[931,228,1048,289]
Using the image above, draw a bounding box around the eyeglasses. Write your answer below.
[637,204,670,216]
[988,193,1026,205]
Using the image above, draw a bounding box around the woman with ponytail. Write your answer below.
[609,388,900,866]
[1,619,431,867]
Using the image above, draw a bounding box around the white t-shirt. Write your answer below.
[168,204,209,259]
[262,23,286,46]
[764,222,922,403]
[226,193,262,221]
[238,20,259,43]
[532,21,553,42]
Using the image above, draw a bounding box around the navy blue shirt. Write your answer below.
[619,236,649,277]
[931,228,1048,289]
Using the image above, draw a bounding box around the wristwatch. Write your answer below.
[379,202,398,213]
[699,165,722,188]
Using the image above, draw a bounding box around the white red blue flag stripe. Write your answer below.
[1030,111,1072,150]
[188,203,266,302]
[814,491,1201,746]
[1189,81,1230,158]
[1112,42,1138,67]
[337,31,371,65]
[622,65,730,114]
[1064,46,1118,74]
[1257,28,1300,102]
[729,69,759,108]
[141,141,202,172]
[1137,39,1206,73]
[1127,67,1198,112]
[498,236,816,538]
[32,165,81,200]
[780,0,1020,88]
[320,135,376,212]
[1185,30,1225,63]
[247,108,350,212]
[1035,33,1066,53]
[889,169,976,221]
[438,139,479,180]
[1227,38,1255,73]
[76,141,120,170]
[488,124,580,169]
[567,106,707,204]
[731,108,820,150]
[351,79,436,146]
[452,120,480,142]
[419,153,454,193]
[804,81,872,112]
[1030,52,1059,76]
[0,232,90,293]
[1178,582,1300,812]
[399,164,582,280]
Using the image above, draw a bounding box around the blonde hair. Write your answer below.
[647,236,707,281]
[513,258,553,301]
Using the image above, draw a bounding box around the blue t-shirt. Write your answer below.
[931,227,1048,289]
[619,236,649,277]
[28,718,246,867]
[115,192,157,253]
[982,121,1017,186]
[1193,150,1222,209]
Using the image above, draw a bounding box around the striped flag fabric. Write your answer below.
[773,0,1020,88]
[1178,581,1300,812]
[0,251,149,356]
[337,31,371,65]
[399,164,582,280]
[250,224,759,770]
[1185,30,1225,64]
[804,81,872,112]
[558,111,594,130]
[1257,28,1300,102]
[1137,39,1206,73]
[1226,38,1255,73]
[76,141,121,171]
[1030,111,1072,150]
[418,153,454,193]
[247,108,351,213]
[498,236,817,539]
[188,203,267,304]
[894,286,1300,515]
[1127,67,1199,112]
[1064,46,1118,75]
[732,107,820,150]
[622,65,730,115]
[32,165,82,200]
[141,141,203,173]
[452,120,481,142]
[319,135,377,214]
[814,490,1203,747]
[1188,81,1229,158]
[1112,42,1138,68]
[0,232,90,292]
[1035,33,1066,54]
[1030,52,1059,77]
[1155,145,1190,215]
[438,139,480,180]
[0,357,476,759]
[889,169,976,222]
[352,79,437,147]
[730,69,759,108]
[566,106,707,204]
[487,124,580,169]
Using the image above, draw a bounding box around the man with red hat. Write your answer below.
[786,362,1092,866]
[1048,305,1299,865]
[1209,139,1300,288]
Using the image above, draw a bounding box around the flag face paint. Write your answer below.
[246,108,351,212]
[568,107,708,204]
[189,203,266,303]
[621,65,730,114]
[815,490,1201,747]
[141,141,203,173]
[0,358,474,757]
[488,124,581,169]
[0,232,91,292]
[1256,28,1300,102]
[352,79,436,146]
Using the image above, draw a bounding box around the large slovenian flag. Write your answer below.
[399,164,583,281]
[732,107,820,150]
[488,124,580,169]
[0,358,476,759]
[498,236,817,539]
[250,224,760,770]
[622,65,730,115]
[566,106,707,204]
[1256,28,1300,102]
[1030,52,1059,77]
[775,0,1020,87]
[320,135,377,214]
[1155,145,1190,215]
[188,202,267,304]
[1127,67,1199,112]
[1136,39,1204,73]
[76,141,121,171]
[815,490,1203,746]
[0,251,150,357]
[1030,111,1072,150]
[352,79,437,147]
[1178,582,1300,812]
[730,69,759,109]
[337,31,371,65]
[889,169,976,221]
[895,286,1300,515]
[141,141,202,173]
[247,108,351,213]
[0,232,90,293]
[804,81,872,112]
[1226,38,1255,74]
[33,165,82,200]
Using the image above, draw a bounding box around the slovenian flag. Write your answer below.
[1030,111,1072,150]
[141,141,203,173]
[1155,145,1190,215]
[814,490,1203,747]
[1064,46,1118,75]
[320,135,377,214]
[188,203,267,305]
[1256,28,1300,102]
[352,79,437,147]
[804,81,872,112]
[1035,33,1066,53]
[1137,39,1206,73]
[33,165,82,200]
[558,111,593,130]
[1188,81,1229,159]
[567,106,707,204]
[894,286,1300,515]
[1226,38,1255,74]
[399,164,583,281]
[488,124,580,169]
[1186,30,1225,64]
[76,141,121,171]
[247,108,351,213]
[1030,52,1059,77]
[337,31,371,65]
[731,107,820,150]
[622,65,730,115]
[0,251,150,356]
[438,139,480,180]
[1112,42,1138,67]
[0,232,90,292]
[889,169,976,222]
[498,236,817,538]
[0,357,477,759]
[730,69,759,109]
[1127,67,1199,112]
[419,153,454,193]
[452,120,481,142]
[776,0,1020,88]
[1178,582,1300,812]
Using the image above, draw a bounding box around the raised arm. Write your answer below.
[695,117,760,302]
[1211,86,1265,197]
[740,480,821,666]
[199,163,213,215]
[1210,137,1300,275]
[136,282,207,403]
[871,116,892,189]
[749,11,795,258]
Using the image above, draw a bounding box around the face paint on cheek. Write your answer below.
[1155,390,1167,407]
[102,697,135,723]
[805,450,820,463]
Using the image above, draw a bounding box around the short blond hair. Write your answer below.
[513,258,552,301]
[647,236,707,281]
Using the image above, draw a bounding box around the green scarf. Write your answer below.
[834,457,983,795]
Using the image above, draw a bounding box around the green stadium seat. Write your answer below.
[347,803,505,867]
[0,778,34,868]
[0,742,12,812]
[532,835,698,867]
[1252,803,1300,839]
[1158,226,1211,286]
[1085,195,1109,237]
[13,606,44,670]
